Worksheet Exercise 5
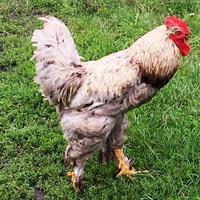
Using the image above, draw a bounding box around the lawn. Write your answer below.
[0,0,200,199]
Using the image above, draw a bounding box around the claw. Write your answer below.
[117,168,149,178]
[67,171,82,192]
[114,148,148,178]
[117,167,137,177]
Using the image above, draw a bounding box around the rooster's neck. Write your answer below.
[127,25,181,88]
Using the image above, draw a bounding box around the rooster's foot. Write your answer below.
[114,148,138,178]
[67,171,83,192]
[117,166,137,177]
[114,148,149,178]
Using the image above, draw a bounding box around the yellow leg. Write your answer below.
[67,171,80,192]
[114,148,137,177]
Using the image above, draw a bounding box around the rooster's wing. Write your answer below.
[70,53,141,109]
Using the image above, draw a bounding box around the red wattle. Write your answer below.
[169,36,190,57]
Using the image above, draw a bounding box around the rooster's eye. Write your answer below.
[175,31,181,35]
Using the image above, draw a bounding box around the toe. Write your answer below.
[117,167,137,177]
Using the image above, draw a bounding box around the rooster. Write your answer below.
[32,16,190,191]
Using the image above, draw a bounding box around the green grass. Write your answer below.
[1,0,200,199]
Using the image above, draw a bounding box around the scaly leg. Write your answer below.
[114,148,137,177]
[67,171,79,191]
[67,161,85,192]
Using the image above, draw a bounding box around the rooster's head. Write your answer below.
[165,16,190,57]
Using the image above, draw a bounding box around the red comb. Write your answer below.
[165,16,190,35]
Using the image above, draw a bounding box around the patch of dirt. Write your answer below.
[0,60,17,72]
[34,187,45,200]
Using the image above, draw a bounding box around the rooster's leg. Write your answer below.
[67,160,85,192]
[64,143,90,192]
[100,113,125,166]
[107,113,137,176]
[114,148,137,177]
[62,110,115,191]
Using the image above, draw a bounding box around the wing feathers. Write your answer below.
[70,55,140,108]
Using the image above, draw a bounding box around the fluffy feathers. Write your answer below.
[32,17,85,108]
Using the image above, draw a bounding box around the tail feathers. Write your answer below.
[32,16,80,65]
[32,16,85,108]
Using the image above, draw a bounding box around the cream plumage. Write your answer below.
[32,16,190,191]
